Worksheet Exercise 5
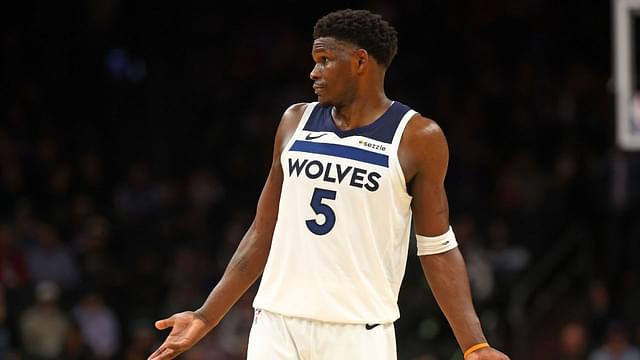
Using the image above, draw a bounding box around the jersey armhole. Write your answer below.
[389,110,418,198]
[282,102,318,152]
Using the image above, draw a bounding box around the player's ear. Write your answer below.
[354,49,369,73]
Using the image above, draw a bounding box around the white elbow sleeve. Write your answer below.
[416,226,458,256]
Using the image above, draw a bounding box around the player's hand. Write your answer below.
[147,311,213,360]
[465,347,510,360]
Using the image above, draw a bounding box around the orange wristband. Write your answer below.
[463,342,490,358]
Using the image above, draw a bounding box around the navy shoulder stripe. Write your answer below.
[303,102,411,144]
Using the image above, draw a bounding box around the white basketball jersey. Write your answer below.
[253,101,416,324]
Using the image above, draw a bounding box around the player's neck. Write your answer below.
[332,93,392,131]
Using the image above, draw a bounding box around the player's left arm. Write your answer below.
[400,115,509,360]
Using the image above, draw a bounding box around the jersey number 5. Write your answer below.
[306,188,336,235]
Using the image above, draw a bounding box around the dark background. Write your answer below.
[1,1,639,359]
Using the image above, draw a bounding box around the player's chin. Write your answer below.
[316,95,334,107]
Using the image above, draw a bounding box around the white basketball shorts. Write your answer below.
[246,309,397,360]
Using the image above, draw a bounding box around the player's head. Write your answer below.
[310,9,398,106]
[313,9,398,68]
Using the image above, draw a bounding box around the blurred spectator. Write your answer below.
[70,195,97,232]
[34,135,61,172]
[59,321,95,360]
[77,153,109,210]
[487,220,531,274]
[13,204,39,249]
[214,292,254,359]
[126,251,166,320]
[113,162,161,221]
[162,247,211,316]
[72,290,120,359]
[19,281,69,359]
[0,223,29,289]
[124,319,156,360]
[44,162,74,231]
[73,216,119,291]
[454,215,494,303]
[182,339,226,360]
[587,279,612,347]
[186,169,223,210]
[0,287,12,358]
[555,321,588,360]
[25,223,80,289]
[0,159,25,218]
[486,219,531,301]
[588,321,640,360]
[620,271,640,329]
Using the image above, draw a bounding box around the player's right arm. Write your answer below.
[148,103,308,360]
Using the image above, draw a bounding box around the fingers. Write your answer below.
[155,316,174,330]
[147,344,166,360]
[148,344,181,360]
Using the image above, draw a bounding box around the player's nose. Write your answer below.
[310,63,320,81]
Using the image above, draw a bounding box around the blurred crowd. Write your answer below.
[2,0,640,359]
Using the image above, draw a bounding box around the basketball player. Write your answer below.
[149,9,509,360]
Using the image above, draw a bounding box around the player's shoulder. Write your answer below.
[281,102,310,123]
[403,113,447,148]
[398,113,449,180]
[284,102,310,113]
[273,102,312,151]
[277,102,310,132]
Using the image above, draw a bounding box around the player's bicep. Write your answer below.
[409,120,450,237]
[411,180,450,236]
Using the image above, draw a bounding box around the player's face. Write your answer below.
[310,37,359,106]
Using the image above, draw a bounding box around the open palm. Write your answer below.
[147,311,212,360]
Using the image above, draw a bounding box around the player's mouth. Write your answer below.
[313,84,326,94]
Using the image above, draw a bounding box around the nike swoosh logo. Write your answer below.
[365,323,380,330]
[305,133,327,140]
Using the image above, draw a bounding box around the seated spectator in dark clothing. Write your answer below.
[59,321,95,360]
[26,223,79,289]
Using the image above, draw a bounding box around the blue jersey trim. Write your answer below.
[289,140,389,168]
[303,101,411,144]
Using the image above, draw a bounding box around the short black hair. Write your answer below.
[313,9,398,68]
